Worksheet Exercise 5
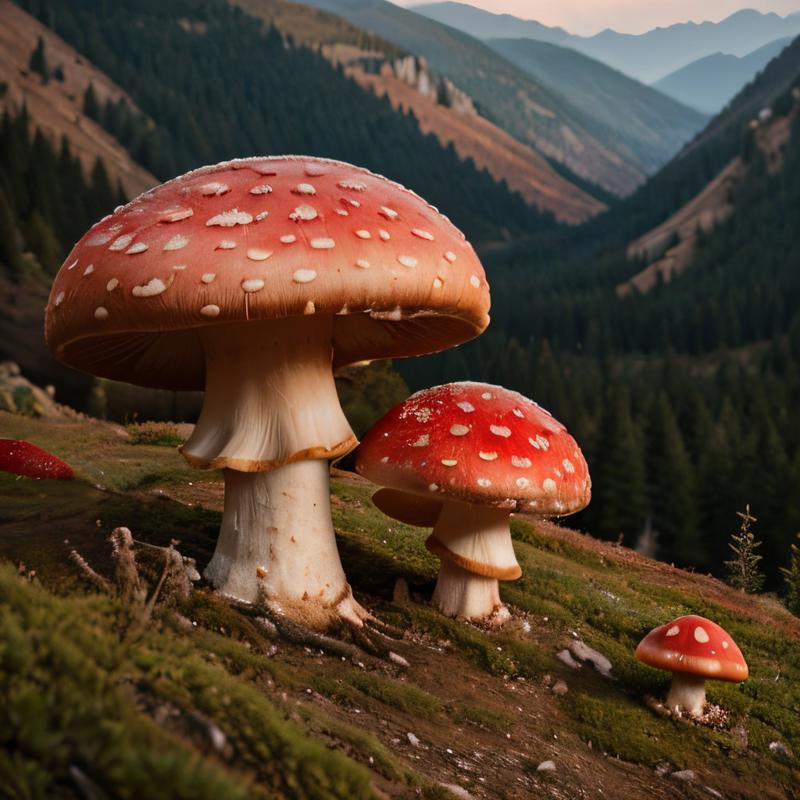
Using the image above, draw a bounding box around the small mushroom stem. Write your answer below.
[427,501,519,623]
[206,460,368,628]
[666,672,707,716]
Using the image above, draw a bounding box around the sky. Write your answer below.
[398,0,800,35]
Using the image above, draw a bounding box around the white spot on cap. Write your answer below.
[82,264,94,276]
[356,259,370,269]
[379,229,390,241]
[200,304,220,317]
[722,640,729,649]
[293,269,317,284]
[516,477,530,488]
[338,179,366,191]
[206,209,252,227]
[255,211,269,222]
[355,230,371,239]
[200,181,230,196]
[563,459,575,474]
[511,456,532,468]
[381,456,389,464]
[444,251,456,263]
[429,483,438,492]
[217,240,237,250]
[249,184,273,195]
[433,277,443,289]
[132,278,169,297]
[541,478,558,495]
[481,392,493,400]
[94,306,109,320]
[513,408,525,418]
[412,228,435,241]
[87,233,112,246]
[246,248,272,261]
[126,242,148,255]
[54,291,65,307]
[304,300,316,315]
[412,434,430,447]
[457,401,475,413]
[201,273,216,284]
[694,626,710,643]
[161,207,193,223]
[398,255,417,268]
[304,163,327,176]
[241,279,265,293]
[554,468,562,478]
[665,625,680,637]
[470,275,481,288]
[490,425,511,438]
[109,234,133,251]
[441,459,458,467]
[335,209,349,216]
[530,435,549,451]
[106,278,119,291]
[289,204,317,221]
[293,183,316,195]
[450,424,469,436]
[347,198,361,208]
[164,234,190,251]
[477,478,492,488]
[379,206,398,220]
[310,238,335,250]
[172,265,186,271]
[479,451,498,461]
[280,234,297,244]
[250,162,278,175]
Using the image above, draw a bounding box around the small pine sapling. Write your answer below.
[780,533,800,615]
[724,505,764,594]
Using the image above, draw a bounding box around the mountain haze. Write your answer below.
[415,2,800,83]
[654,36,793,113]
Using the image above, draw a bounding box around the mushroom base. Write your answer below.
[204,460,369,630]
[432,559,510,624]
[666,673,707,716]
[427,502,520,623]
[182,315,356,472]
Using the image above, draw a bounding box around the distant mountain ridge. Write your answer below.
[653,37,793,113]
[414,1,800,83]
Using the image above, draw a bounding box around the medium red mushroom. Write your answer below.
[355,382,590,623]
[635,614,748,716]
[0,439,74,480]
[45,157,489,629]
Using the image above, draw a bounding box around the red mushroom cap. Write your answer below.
[45,157,489,390]
[355,382,590,521]
[0,439,74,480]
[635,614,748,682]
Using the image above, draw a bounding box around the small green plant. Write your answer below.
[724,505,764,594]
[780,533,800,616]
[127,422,185,447]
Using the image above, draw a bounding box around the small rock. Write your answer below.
[769,740,793,760]
[406,732,420,747]
[654,761,673,777]
[557,649,582,670]
[551,679,568,696]
[671,770,696,782]
[440,784,475,800]
[704,787,724,798]
[393,577,410,603]
[536,760,556,772]
[569,640,613,678]
[207,722,227,753]
[389,651,410,668]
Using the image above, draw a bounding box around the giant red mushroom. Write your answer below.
[45,157,490,629]
[355,383,590,623]
[635,614,748,716]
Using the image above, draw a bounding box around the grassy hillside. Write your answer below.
[486,37,707,174]
[1,410,799,798]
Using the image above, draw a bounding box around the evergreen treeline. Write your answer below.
[18,0,556,243]
[401,100,800,588]
[0,106,125,277]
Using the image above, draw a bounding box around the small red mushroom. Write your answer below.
[355,382,591,623]
[0,439,74,480]
[635,614,748,716]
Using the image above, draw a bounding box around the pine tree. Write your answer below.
[781,533,800,615]
[29,35,48,83]
[83,83,99,121]
[724,506,765,593]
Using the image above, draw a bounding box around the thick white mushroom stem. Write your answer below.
[427,501,519,623]
[182,315,356,471]
[206,460,369,628]
[666,673,707,716]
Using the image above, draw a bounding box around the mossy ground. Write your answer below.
[1,411,799,799]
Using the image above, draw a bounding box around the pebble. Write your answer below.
[536,760,556,772]
[440,784,474,800]
[671,770,696,782]
[551,679,569,696]
[769,740,793,760]
[557,649,582,670]
[406,732,421,747]
[569,640,613,678]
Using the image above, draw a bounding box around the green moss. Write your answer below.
[126,422,185,447]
